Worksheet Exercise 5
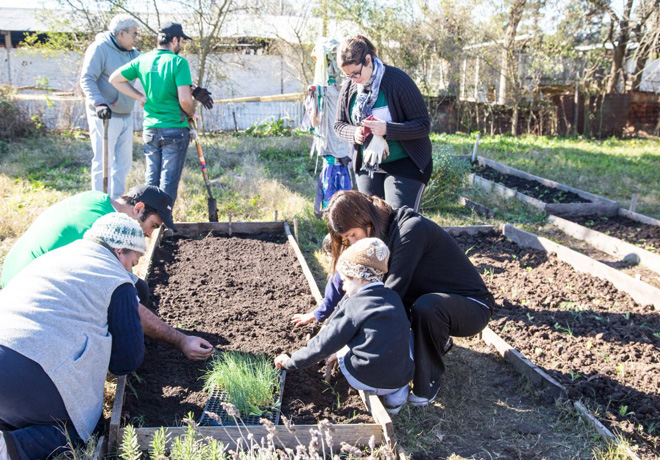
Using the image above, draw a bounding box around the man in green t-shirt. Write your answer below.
[1,185,214,361]
[110,22,212,206]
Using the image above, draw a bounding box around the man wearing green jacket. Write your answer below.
[0,185,214,362]
[110,21,212,206]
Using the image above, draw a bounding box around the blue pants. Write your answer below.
[143,127,190,206]
[0,346,89,460]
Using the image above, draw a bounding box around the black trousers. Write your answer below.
[410,293,493,398]
[355,171,425,212]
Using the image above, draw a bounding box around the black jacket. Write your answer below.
[286,284,414,390]
[384,207,493,312]
[334,65,432,174]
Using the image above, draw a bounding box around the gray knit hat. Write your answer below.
[84,213,146,254]
[336,237,389,282]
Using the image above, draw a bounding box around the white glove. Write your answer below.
[363,134,389,170]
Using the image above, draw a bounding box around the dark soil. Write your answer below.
[122,232,371,428]
[473,164,590,203]
[453,231,660,459]
[567,214,660,255]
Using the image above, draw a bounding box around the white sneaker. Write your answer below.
[0,432,9,460]
[408,385,441,407]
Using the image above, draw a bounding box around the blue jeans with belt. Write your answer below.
[143,127,190,206]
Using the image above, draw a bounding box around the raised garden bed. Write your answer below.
[445,226,659,459]
[467,156,619,217]
[108,221,393,453]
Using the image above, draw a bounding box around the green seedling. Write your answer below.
[553,322,573,336]
[615,364,625,378]
[568,370,582,381]
[322,380,342,411]
[653,332,660,340]
[619,405,634,417]
[202,351,281,417]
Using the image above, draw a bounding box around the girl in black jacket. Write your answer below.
[334,35,432,212]
[324,190,494,406]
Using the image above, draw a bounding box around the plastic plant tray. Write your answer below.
[200,369,286,426]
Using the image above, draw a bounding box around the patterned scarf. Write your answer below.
[351,56,385,124]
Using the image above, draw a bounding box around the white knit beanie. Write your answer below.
[336,237,389,282]
[84,213,146,254]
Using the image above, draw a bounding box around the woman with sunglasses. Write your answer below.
[334,35,432,211]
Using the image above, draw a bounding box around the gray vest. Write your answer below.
[0,239,134,440]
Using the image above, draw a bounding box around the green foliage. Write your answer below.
[119,424,141,460]
[420,147,471,211]
[148,426,169,458]
[202,351,281,417]
[244,118,293,137]
[0,88,44,142]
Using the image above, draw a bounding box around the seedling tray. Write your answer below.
[467,156,619,217]
[199,369,287,426]
[108,220,393,453]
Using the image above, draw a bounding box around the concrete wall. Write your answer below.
[1,48,304,98]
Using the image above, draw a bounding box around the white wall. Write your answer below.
[1,48,304,97]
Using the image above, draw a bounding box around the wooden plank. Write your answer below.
[469,174,547,212]
[108,375,127,453]
[443,225,496,236]
[481,327,566,399]
[123,424,383,450]
[458,196,495,218]
[478,156,619,208]
[358,390,394,445]
[503,224,660,309]
[573,402,641,460]
[285,223,324,303]
[549,214,660,275]
[619,208,660,226]
[172,221,285,238]
[134,225,165,281]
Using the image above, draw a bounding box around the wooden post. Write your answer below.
[471,134,481,163]
[274,210,278,221]
[228,215,232,236]
[629,193,639,212]
[3,31,12,86]
[293,217,299,243]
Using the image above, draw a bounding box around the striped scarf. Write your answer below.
[351,56,385,124]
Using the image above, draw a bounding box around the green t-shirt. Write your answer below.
[1,191,115,288]
[350,91,407,163]
[119,49,193,129]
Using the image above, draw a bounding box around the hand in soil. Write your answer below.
[180,335,214,360]
[274,354,290,369]
[292,312,316,327]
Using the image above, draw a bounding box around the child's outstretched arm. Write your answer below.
[291,272,344,327]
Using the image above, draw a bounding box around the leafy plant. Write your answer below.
[202,351,281,417]
[119,424,141,460]
[245,118,293,137]
[421,150,471,211]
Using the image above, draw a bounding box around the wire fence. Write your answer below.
[14,94,305,132]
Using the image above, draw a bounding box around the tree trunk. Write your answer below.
[498,0,527,105]
[606,0,634,94]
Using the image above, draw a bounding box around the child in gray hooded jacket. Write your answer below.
[275,238,413,413]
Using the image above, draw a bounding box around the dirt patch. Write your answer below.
[567,214,660,255]
[122,233,371,427]
[453,231,659,459]
[473,164,590,203]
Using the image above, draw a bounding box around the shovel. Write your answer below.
[189,118,218,222]
[102,118,109,194]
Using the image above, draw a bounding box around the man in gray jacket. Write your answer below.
[80,14,140,199]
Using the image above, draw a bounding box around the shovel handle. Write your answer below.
[102,119,109,194]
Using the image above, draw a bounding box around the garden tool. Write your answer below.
[189,118,218,222]
[102,118,109,194]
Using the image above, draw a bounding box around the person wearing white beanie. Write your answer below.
[0,213,148,459]
[276,237,414,414]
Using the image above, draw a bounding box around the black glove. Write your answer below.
[192,86,214,110]
[96,104,112,120]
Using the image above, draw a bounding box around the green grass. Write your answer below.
[201,351,281,417]
[431,133,660,219]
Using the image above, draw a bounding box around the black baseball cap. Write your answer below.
[127,185,178,232]
[159,21,192,40]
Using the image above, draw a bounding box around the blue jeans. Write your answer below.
[143,127,190,206]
